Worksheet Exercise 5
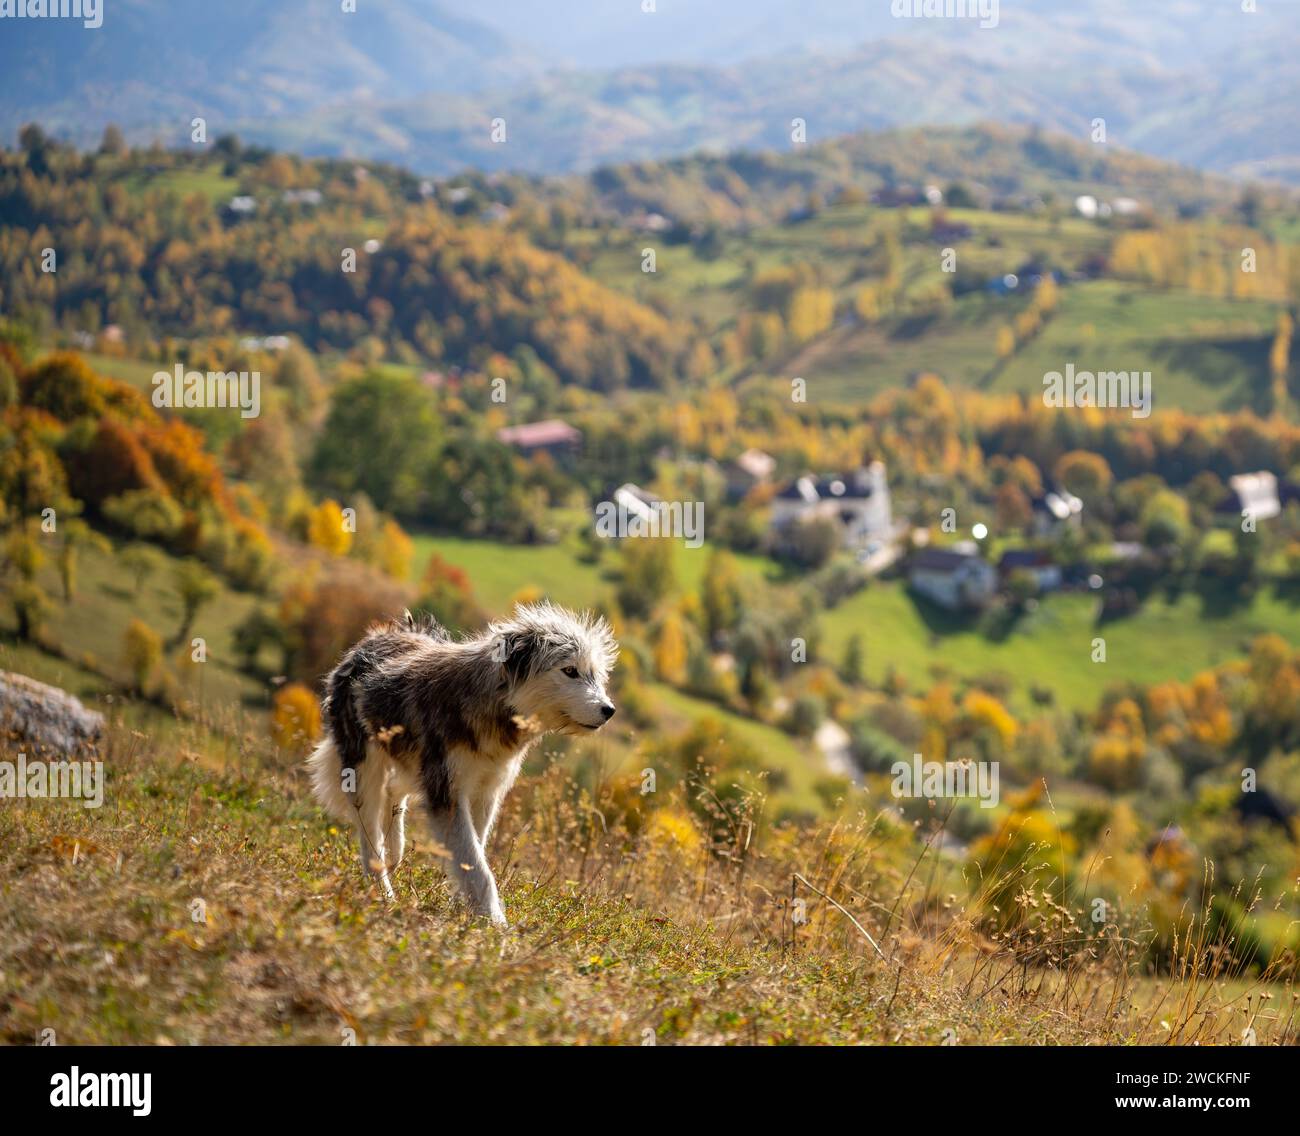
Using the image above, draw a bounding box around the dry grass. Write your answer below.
[2,717,1296,1046]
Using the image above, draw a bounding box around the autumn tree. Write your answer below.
[1055,450,1113,501]
[654,608,689,685]
[271,682,322,755]
[307,499,353,556]
[416,553,482,633]
[4,529,49,641]
[1270,311,1293,419]
[123,618,163,694]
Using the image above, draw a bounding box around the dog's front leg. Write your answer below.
[471,791,503,847]
[442,799,507,926]
[384,794,409,872]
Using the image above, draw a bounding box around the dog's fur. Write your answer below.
[308,602,618,925]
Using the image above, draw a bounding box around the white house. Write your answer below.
[770,462,893,550]
[611,483,660,526]
[909,544,997,611]
[1031,486,1083,536]
[1218,471,1282,523]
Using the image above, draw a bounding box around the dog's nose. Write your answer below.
[600,703,616,720]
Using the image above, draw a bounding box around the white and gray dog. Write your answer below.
[309,602,618,925]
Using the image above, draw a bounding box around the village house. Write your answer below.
[997,549,1063,592]
[1030,486,1083,536]
[725,448,776,501]
[909,544,998,611]
[610,483,660,524]
[496,418,582,463]
[929,214,973,243]
[1215,471,1285,524]
[770,462,893,551]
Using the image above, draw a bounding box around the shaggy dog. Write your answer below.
[309,602,618,925]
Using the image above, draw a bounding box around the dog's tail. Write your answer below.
[310,643,374,819]
[322,648,370,772]
[307,735,352,822]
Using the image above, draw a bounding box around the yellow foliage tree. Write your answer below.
[271,682,322,754]
[376,518,413,580]
[122,619,163,695]
[307,499,353,556]
[786,286,835,342]
[654,609,689,686]
[854,284,882,323]
[1270,311,1292,418]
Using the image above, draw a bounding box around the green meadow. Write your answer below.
[409,528,777,614]
[818,577,1300,712]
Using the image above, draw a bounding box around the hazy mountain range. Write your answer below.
[1,0,1295,183]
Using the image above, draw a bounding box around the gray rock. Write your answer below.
[0,670,105,756]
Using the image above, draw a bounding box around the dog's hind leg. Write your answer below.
[436,799,507,926]
[352,750,394,900]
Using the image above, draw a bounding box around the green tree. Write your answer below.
[310,371,443,518]
[1141,490,1191,550]
[121,543,164,596]
[171,559,219,647]
[618,538,676,620]
[701,547,742,642]
[57,518,110,601]
[842,633,864,684]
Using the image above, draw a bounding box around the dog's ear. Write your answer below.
[497,630,538,685]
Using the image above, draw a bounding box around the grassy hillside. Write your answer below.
[2,538,270,719]
[4,715,1292,1045]
[582,199,1290,412]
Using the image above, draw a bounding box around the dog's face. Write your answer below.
[517,653,616,733]
[498,604,618,734]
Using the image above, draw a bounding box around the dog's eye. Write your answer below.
[562,666,580,679]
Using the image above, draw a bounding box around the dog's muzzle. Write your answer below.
[579,704,616,729]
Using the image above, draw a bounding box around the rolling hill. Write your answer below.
[0,0,539,139]
[2,0,1297,184]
